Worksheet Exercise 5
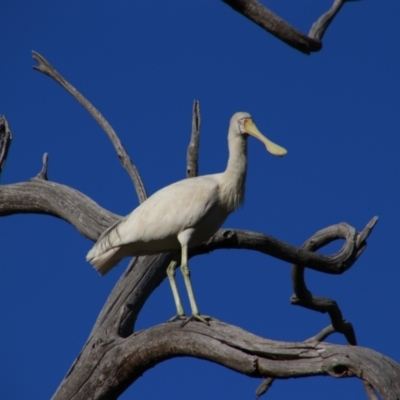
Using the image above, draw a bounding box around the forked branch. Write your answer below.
[222,0,359,54]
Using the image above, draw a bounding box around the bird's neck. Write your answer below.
[220,134,247,212]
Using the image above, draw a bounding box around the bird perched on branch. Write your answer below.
[86,112,287,324]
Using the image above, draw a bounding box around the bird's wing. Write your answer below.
[98,175,221,249]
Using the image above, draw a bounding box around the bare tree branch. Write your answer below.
[36,152,49,180]
[256,376,274,398]
[305,325,336,343]
[290,216,379,400]
[191,218,378,275]
[186,100,201,178]
[290,217,378,345]
[52,321,400,400]
[222,0,359,54]
[309,0,360,41]
[222,0,321,54]
[0,179,119,240]
[31,51,147,203]
[0,116,12,181]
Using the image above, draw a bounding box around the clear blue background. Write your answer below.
[1,1,399,399]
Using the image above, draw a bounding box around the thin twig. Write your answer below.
[0,116,13,181]
[305,325,335,343]
[356,216,379,248]
[309,0,361,41]
[36,152,49,180]
[31,51,147,203]
[256,377,274,398]
[186,100,201,178]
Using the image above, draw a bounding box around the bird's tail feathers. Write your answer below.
[86,246,120,276]
[86,218,126,275]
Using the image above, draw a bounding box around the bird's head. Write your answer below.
[230,112,287,157]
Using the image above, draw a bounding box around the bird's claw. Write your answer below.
[167,314,188,323]
[180,314,211,327]
[167,313,211,327]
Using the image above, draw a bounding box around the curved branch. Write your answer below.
[0,179,120,239]
[222,0,321,54]
[0,178,376,276]
[309,0,360,41]
[52,320,400,399]
[191,218,377,275]
[222,0,359,54]
[290,217,377,345]
[32,51,147,203]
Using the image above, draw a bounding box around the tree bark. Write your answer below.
[53,321,400,400]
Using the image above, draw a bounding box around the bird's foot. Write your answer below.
[167,313,211,327]
[167,314,188,323]
[180,313,211,328]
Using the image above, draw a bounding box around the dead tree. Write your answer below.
[1,1,399,399]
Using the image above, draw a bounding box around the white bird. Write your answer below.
[87,112,287,323]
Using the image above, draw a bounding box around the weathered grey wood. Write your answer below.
[309,0,357,41]
[36,153,49,180]
[222,0,358,54]
[290,217,379,346]
[0,178,120,239]
[32,51,148,204]
[1,174,393,399]
[53,321,400,399]
[222,0,320,54]
[186,100,201,178]
[0,116,12,181]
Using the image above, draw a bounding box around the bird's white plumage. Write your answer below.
[87,175,227,274]
[86,112,287,320]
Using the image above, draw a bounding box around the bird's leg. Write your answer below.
[180,245,210,325]
[166,260,186,321]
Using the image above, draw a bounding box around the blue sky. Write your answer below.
[1,1,399,399]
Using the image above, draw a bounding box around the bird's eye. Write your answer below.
[241,118,250,130]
